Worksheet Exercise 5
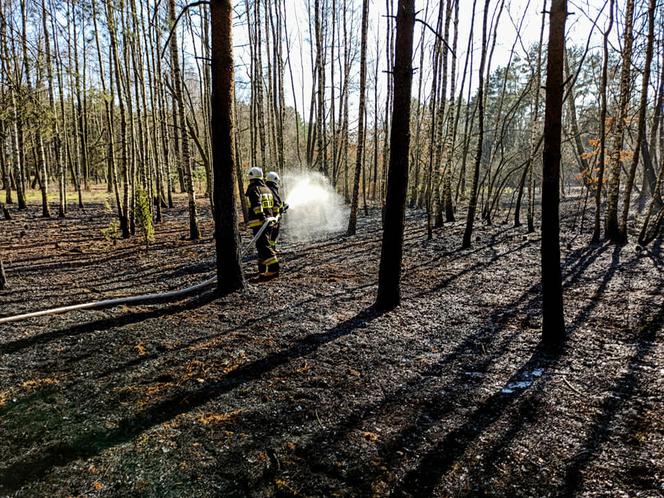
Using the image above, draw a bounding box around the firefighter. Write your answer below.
[245,167,279,278]
[265,171,288,253]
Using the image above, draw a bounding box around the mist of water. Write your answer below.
[280,170,349,242]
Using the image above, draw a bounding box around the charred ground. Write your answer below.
[0,198,662,497]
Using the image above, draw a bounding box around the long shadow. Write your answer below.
[560,284,663,495]
[401,226,529,279]
[0,308,383,493]
[285,227,425,275]
[4,260,214,306]
[288,248,606,474]
[567,245,624,333]
[92,283,368,380]
[286,244,612,493]
[8,246,144,274]
[8,232,212,274]
[272,277,550,491]
[392,349,560,497]
[415,241,608,302]
[447,250,657,494]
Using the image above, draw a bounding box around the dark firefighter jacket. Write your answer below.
[266,182,285,215]
[245,179,275,229]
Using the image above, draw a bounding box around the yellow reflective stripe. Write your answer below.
[253,207,263,214]
[263,256,279,266]
[260,193,274,209]
[248,220,263,228]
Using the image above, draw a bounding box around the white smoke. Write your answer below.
[281,170,349,242]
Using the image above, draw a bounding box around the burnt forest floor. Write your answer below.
[0,195,662,497]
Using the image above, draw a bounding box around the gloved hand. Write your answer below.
[283,203,289,213]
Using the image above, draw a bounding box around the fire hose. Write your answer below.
[0,217,280,326]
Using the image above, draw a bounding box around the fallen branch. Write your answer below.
[562,375,584,397]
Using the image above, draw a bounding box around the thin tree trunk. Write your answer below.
[515,3,545,229]
[618,0,655,241]
[462,0,491,249]
[346,0,370,236]
[604,0,634,243]
[168,0,200,240]
[592,0,614,243]
[105,0,130,238]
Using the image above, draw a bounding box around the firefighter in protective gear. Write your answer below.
[265,171,288,253]
[245,167,279,277]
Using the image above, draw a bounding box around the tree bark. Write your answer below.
[604,0,634,243]
[462,0,491,249]
[376,0,415,311]
[168,0,201,240]
[618,0,656,241]
[541,0,567,349]
[346,0,370,236]
[592,0,614,243]
[210,0,244,293]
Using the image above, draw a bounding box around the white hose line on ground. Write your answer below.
[0,217,279,326]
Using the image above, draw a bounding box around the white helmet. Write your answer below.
[266,171,280,184]
[248,167,263,180]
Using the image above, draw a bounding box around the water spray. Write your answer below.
[281,170,349,242]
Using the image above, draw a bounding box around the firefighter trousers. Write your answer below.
[253,225,279,276]
[269,223,281,252]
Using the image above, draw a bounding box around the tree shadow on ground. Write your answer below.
[266,243,617,495]
[559,281,663,495]
[0,307,383,493]
[390,348,560,497]
[451,250,660,495]
[369,247,646,496]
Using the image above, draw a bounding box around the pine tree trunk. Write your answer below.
[210,0,244,293]
[541,0,567,349]
[376,0,415,311]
